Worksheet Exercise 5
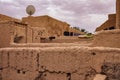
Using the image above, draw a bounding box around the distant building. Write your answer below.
[0,21,28,47]
[22,15,70,37]
[0,14,19,22]
[96,0,120,31]
[22,15,85,36]
[96,14,116,31]
[0,14,85,47]
[0,20,50,47]
[69,28,85,36]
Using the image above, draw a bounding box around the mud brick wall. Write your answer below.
[0,21,28,48]
[92,29,120,48]
[0,47,120,80]
[0,14,19,22]
[22,16,70,36]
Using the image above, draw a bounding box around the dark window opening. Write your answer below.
[17,70,20,74]
[104,26,115,30]
[70,32,73,36]
[49,36,55,40]
[91,52,96,55]
[74,33,80,36]
[104,28,108,30]
[64,31,69,36]
[109,26,115,30]
[22,71,26,74]
[14,34,24,43]
[67,73,71,80]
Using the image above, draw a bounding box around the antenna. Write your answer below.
[26,5,36,16]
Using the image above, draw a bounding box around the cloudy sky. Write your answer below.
[0,0,116,33]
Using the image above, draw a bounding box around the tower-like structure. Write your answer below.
[116,0,120,29]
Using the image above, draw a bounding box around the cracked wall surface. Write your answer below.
[0,47,120,80]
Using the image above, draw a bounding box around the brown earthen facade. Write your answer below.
[0,14,84,47]
[96,0,120,31]
[96,14,116,31]
[0,14,19,22]
[1,1,120,80]
[22,15,70,37]
[92,29,120,48]
[116,0,120,29]
[0,20,52,47]
[0,21,28,47]
[0,47,120,80]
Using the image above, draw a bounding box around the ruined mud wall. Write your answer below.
[0,21,28,48]
[92,30,120,48]
[0,47,120,80]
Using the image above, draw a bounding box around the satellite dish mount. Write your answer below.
[26,5,36,16]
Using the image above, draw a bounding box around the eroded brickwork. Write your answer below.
[0,47,120,80]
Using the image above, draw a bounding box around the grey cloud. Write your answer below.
[51,0,115,32]
[87,0,115,14]
[52,0,115,15]
[0,0,116,32]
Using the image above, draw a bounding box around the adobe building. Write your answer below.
[92,0,120,48]
[0,13,85,47]
[1,2,120,80]
[69,27,85,36]
[0,21,29,47]
[22,15,70,37]
[116,0,120,29]
[96,0,120,31]
[0,14,19,22]
[0,20,51,47]
[0,18,50,47]
[96,14,116,31]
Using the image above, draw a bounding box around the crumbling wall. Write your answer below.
[92,29,120,48]
[0,21,29,47]
[0,47,120,80]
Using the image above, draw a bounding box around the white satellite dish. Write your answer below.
[26,5,36,16]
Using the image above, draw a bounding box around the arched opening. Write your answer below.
[63,31,69,36]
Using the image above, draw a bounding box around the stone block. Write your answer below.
[93,74,106,80]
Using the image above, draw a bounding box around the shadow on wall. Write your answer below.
[100,62,120,80]
[14,34,24,43]
[63,31,80,36]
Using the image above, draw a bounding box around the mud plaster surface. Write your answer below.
[0,46,120,80]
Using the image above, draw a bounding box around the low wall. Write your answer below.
[0,47,120,80]
[92,29,120,48]
[34,36,92,43]
[10,42,91,47]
